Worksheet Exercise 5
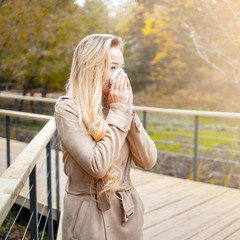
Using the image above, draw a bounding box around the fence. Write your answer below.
[1,93,240,184]
[135,106,240,184]
[0,109,59,239]
[1,94,240,238]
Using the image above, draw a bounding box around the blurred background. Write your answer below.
[1,0,240,111]
[2,1,240,237]
[1,0,240,188]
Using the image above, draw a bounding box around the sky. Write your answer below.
[75,0,86,7]
[75,0,132,17]
[76,0,129,7]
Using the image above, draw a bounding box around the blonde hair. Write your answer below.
[66,34,123,198]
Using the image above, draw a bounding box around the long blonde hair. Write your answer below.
[66,34,123,197]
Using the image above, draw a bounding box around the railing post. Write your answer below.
[29,166,38,240]
[194,116,199,181]
[55,132,60,223]
[6,116,10,167]
[38,102,43,130]
[14,99,19,141]
[46,141,54,240]
[143,111,147,130]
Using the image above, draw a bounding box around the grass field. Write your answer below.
[137,111,240,189]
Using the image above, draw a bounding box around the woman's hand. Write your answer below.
[108,72,128,105]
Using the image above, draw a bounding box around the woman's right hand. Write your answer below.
[108,72,128,105]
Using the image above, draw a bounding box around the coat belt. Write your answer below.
[96,179,135,223]
[66,178,135,223]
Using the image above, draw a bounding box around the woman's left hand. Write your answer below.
[108,72,128,105]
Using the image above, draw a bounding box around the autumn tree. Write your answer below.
[181,0,240,84]
[115,1,158,92]
[117,0,203,93]
[116,0,240,99]
[0,0,110,96]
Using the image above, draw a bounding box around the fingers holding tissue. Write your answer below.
[109,68,133,107]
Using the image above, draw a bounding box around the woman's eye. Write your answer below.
[111,66,116,70]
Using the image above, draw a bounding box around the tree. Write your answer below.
[115,1,158,92]
[181,0,240,84]
[0,0,111,96]
[116,0,240,96]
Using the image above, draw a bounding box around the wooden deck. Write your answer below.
[1,137,240,239]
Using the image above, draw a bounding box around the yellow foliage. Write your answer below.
[10,129,15,139]
[150,51,167,65]
[210,179,215,185]
[184,0,195,8]
[224,167,232,187]
[172,60,187,69]
[157,32,164,38]
[156,19,165,31]
[188,172,193,180]
[142,19,153,36]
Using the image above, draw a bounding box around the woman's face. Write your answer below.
[103,47,125,96]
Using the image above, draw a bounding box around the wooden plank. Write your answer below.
[2,138,240,240]
[2,93,240,119]
[0,137,66,220]
[186,214,240,239]
[137,177,227,214]
[135,106,240,119]
[156,201,240,240]
[0,93,58,103]
[131,170,240,239]
[223,226,240,240]
[142,189,240,239]
[15,149,67,220]
[0,118,56,226]
[1,118,55,181]
[0,179,23,225]
[0,109,52,121]
[0,138,28,175]
[142,188,229,234]
[133,177,184,198]
[130,168,164,187]
[142,185,227,218]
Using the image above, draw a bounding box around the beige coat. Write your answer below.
[55,96,157,240]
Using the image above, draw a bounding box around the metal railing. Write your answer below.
[0,110,59,239]
[1,93,240,183]
[1,93,240,238]
[136,107,240,182]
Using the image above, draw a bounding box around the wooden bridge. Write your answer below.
[1,137,240,239]
[1,94,240,239]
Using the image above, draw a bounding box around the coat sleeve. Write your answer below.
[54,98,133,179]
[127,111,157,169]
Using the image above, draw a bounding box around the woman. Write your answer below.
[55,34,157,240]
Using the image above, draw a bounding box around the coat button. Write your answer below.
[123,124,128,130]
[122,160,127,166]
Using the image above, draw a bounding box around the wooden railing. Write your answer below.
[1,93,240,181]
[1,93,240,238]
[1,93,240,118]
[0,110,57,239]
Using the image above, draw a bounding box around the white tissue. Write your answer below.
[110,68,131,102]
[110,68,125,84]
